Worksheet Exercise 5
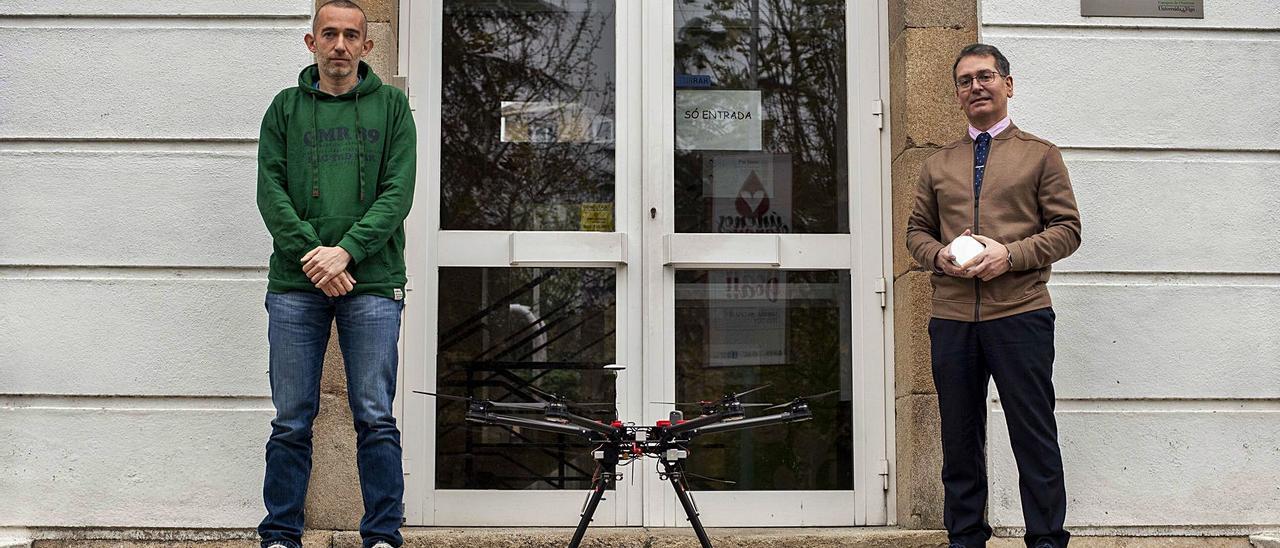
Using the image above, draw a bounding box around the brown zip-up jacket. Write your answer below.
[906,124,1082,321]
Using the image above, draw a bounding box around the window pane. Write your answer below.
[436,267,617,489]
[441,1,617,231]
[673,0,849,234]
[674,269,853,490]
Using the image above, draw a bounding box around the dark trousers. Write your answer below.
[929,307,1069,548]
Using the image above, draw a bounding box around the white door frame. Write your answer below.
[399,0,891,527]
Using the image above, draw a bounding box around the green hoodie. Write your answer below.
[257,61,416,298]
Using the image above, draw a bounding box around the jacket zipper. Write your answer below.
[973,196,981,322]
[973,153,982,322]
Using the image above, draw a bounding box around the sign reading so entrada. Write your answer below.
[676,89,763,151]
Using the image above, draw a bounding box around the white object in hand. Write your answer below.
[949,235,985,266]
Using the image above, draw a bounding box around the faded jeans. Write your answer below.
[258,291,404,548]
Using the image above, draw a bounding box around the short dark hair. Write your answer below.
[952,43,1010,80]
[314,0,368,36]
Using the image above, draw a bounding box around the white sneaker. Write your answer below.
[371,543,394,548]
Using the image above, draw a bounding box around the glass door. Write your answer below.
[403,0,644,526]
[640,0,888,526]
[403,0,887,527]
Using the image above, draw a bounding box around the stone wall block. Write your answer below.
[895,393,944,529]
[320,323,348,395]
[365,21,398,80]
[891,147,941,279]
[890,0,979,43]
[890,28,975,157]
[894,271,935,398]
[305,392,362,530]
[357,0,395,23]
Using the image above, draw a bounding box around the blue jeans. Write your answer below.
[258,291,405,548]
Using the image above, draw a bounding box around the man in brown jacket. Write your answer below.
[906,44,1081,548]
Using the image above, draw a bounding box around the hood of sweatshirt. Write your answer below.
[298,60,383,98]
[297,61,383,202]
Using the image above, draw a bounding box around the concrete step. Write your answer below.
[341,528,948,547]
[25,529,1258,548]
[1251,531,1280,547]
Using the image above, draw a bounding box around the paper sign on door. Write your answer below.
[675,90,763,151]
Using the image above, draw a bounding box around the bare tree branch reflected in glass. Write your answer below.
[442,0,617,231]
[674,0,848,234]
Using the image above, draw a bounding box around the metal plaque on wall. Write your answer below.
[1081,0,1204,18]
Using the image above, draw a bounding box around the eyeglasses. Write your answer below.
[955,71,1005,89]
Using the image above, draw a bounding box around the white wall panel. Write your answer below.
[1055,152,1280,273]
[0,406,271,526]
[0,2,318,531]
[981,1,1280,534]
[0,26,309,139]
[988,409,1280,527]
[0,278,269,396]
[0,150,270,266]
[982,33,1280,150]
[982,0,1280,29]
[0,1,310,16]
[1051,283,1280,399]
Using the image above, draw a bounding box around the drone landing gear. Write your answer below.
[568,448,617,548]
[567,449,714,548]
[662,458,713,548]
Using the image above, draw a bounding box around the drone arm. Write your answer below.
[467,410,599,439]
[688,405,813,437]
[554,410,621,438]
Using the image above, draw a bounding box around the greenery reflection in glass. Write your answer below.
[436,267,617,489]
[441,1,617,232]
[674,269,853,490]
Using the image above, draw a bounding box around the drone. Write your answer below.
[415,379,838,548]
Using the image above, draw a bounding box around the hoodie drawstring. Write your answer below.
[308,80,366,206]
[308,94,319,217]
[355,91,365,203]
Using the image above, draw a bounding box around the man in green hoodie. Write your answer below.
[255,2,415,548]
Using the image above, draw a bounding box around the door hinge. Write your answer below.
[879,458,890,491]
[406,274,415,292]
[871,99,884,130]
[874,277,887,309]
[391,74,409,94]
[390,74,416,111]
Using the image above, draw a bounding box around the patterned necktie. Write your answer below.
[973,132,992,198]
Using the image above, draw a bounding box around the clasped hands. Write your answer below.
[935,230,1010,282]
[302,246,356,297]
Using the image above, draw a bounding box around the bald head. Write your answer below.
[313,0,368,38]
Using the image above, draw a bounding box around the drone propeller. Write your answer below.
[651,400,774,408]
[411,390,549,410]
[763,389,842,411]
[681,470,737,485]
[730,383,773,400]
[523,384,617,410]
[650,383,777,411]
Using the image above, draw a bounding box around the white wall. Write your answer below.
[0,1,312,527]
[980,0,1280,535]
